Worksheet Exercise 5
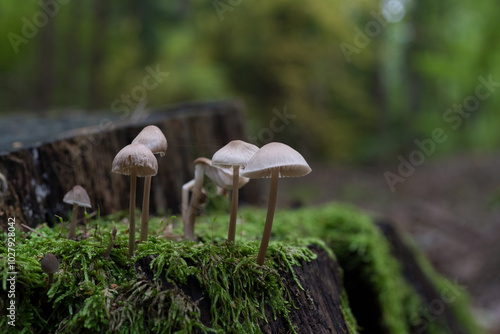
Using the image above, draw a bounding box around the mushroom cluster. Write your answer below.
[182,156,250,241]
[55,124,310,267]
[106,126,310,264]
[181,140,311,264]
[112,125,167,258]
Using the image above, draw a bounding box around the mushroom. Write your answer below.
[112,143,158,258]
[41,253,59,286]
[182,159,206,241]
[182,157,249,241]
[63,185,92,240]
[241,142,311,265]
[131,125,167,243]
[211,140,258,242]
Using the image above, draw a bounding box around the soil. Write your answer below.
[273,152,500,333]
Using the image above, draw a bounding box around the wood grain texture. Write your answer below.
[0,100,246,227]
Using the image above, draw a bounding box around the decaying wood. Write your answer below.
[263,245,351,334]
[377,221,469,334]
[135,245,351,333]
[0,101,246,228]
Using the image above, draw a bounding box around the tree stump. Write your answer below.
[0,101,246,227]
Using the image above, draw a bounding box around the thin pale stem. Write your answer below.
[129,171,137,259]
[228,165,239,242]
[68,203,78,239]
[140,176,152,243]
[48,273,54,285]
[257,168,279,265]
[186,188,202,241]
[185,164,204,241]
[182,180,195,239]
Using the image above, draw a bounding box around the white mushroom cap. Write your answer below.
[63,185,92,209]
[241,142,311,179]
[132,125,168,157]
[195,157,249,190]
[211,140,259,168]
[41,253,60,274]
[111,143,158,177]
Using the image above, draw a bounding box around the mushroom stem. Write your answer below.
[68,203,78,239]
[228,165,240,242]
[256,168,279,265]
[182,179,195,237]
[140,176,152,243]
[129,171,137,259]
[48,273,54,285]
[185,164,205,241]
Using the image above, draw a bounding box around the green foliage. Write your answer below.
[4,1,498,160]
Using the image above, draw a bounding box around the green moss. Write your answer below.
[0,202,483,333]
[0,216,331,333]
[195,203,483,334]
[401,233,484,334]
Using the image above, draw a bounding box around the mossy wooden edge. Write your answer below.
[0,202,484,333]
[0,223,355,333]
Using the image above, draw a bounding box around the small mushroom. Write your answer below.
[182,157,249,241]
[212,140,258,242]
[132,125,167,243]
[63,185,92,240]
[241,142,311,265]
[41,253,59,286]
[112,143,158,258]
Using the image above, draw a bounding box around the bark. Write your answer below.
[0,100,245,227]
[135,245,352,334]
[376,221,469,334]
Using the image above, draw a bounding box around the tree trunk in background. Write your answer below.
[35,0,56,112]
[88,0,109,108]
[63,0,83,107]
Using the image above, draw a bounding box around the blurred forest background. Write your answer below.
[0,0,499,162]
[2,1,500,330]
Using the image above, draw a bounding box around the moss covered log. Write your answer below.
[0,203,483,333]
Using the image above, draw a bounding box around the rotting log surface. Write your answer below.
[264,245,350,334]
[0,101,246,227]
[135,245,351,334]
[377,221,469,334]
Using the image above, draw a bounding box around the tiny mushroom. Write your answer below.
[132,125,167,243]
[63,185,92,240]
[41,253,60,286]
[212,140,258,242]
[182,157,249,241]
[241,142,311,265]
[112,143,158,258]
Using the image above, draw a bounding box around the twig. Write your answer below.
[21,224,46,237]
